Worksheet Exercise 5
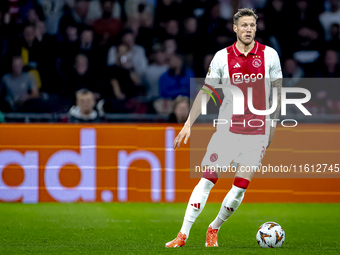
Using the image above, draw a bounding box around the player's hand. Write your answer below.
[267,126,275,148]
[173,122,191,149]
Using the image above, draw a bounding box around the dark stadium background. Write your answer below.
[0,0,340,254]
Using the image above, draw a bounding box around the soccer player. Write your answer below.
[165,8,282,248]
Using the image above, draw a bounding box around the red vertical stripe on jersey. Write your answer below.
[227,41,266,135]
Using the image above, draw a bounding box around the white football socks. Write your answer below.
[210,185,246,230]
[180,178,215,238]
[210,215,224,230]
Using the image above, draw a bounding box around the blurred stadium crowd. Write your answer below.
[0,0,339,123]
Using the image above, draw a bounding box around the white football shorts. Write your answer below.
[201,131,269,168]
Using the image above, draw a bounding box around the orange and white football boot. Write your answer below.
[165,232,187,248]
[205,225,219,247]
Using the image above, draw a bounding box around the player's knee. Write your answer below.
[229,177,249,199]
[233,176,250,189]
[195,177,215,194]
[202,167,219,184]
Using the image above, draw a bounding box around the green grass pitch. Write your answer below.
[0,203,340,254]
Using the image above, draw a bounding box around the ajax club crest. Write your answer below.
[252,58,262,68]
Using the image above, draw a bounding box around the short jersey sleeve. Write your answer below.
[204,51,222,87]
[269,49,282,81]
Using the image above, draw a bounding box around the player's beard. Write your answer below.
[237,34,255,46]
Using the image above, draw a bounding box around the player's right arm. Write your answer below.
[173,86,212,149]
[173,52,222,149]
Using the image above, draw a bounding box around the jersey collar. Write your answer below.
[232,40,258,57]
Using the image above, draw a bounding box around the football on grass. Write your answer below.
[256,221,285,248]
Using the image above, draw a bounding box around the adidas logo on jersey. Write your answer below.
[233,63,241,68]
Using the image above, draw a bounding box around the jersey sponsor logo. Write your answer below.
[232,72,264,84]
[252,58,262,68]
[210,153,218,162]
[233,63,241,68]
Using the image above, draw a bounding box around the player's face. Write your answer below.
[234,16,257,46]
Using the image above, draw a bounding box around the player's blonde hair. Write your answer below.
[233,8,258,25]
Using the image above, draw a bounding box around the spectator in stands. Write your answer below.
[325,23,340,51]
[136,12,155,56]
[0,56,40,112]
[35,20,46,43]
[27,7,41,26]
[6,0,20,22]
[57,22,79,77]
[64,54,102,102]
[281,1,323,77]
[154,0,177,25]
[164,37,177,61]
[35,20,59,94]
[58,0,90,39]
[264,0,288,48]
[92,0,123,47]
[312,50,340,113]
[143,43,169,101]
[159,54,194,99]
[6,24,43,89]
[78,26,101,69]
[199,2,228,50]
[283,58,304,87]
[178,16,200,55]
[168,95,190,123]
[158,19,180,42]
[103,43,139,113]
[107,28,148,76]
[319,0,340,41]
[68,88,101,123]
[124,0,154,23]
[87,0,122,21]
[79,27,94,52]
[37,0,66,35]
[9,24,43,75]
[314,49,340,78]
[18,0,45,24]
[5,24,44,88]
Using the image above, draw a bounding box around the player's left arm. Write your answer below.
[267,48,283,148]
